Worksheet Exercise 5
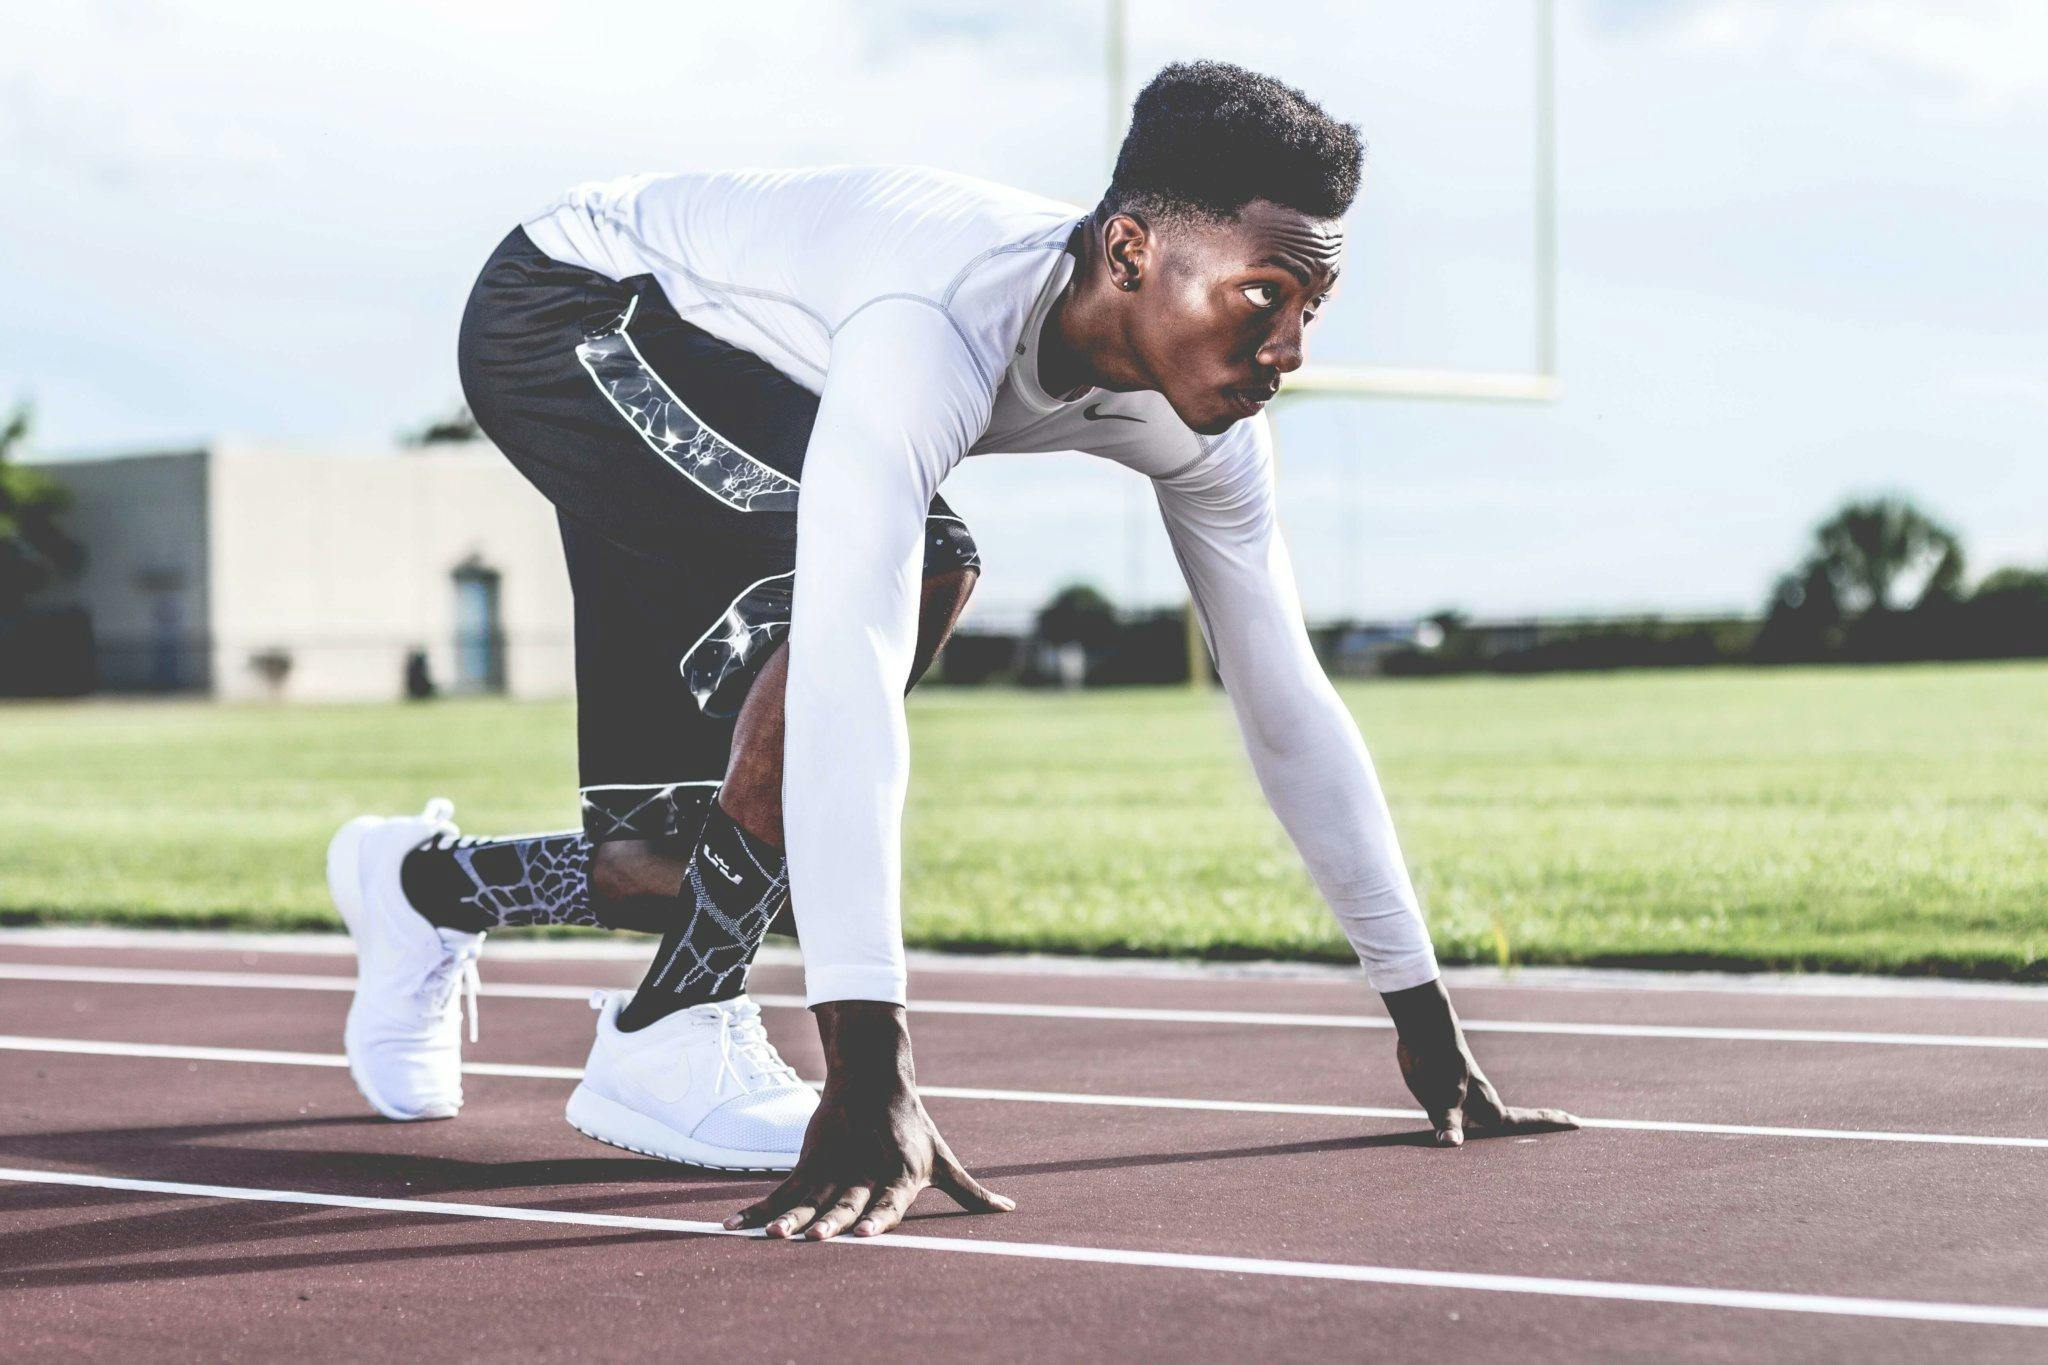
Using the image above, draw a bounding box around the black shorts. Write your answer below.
[457,228,980,844]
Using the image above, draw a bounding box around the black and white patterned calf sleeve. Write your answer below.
[402,830,599,933]
[616,805,787,1029]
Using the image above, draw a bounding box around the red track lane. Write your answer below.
[1,939,2045,1362]
[5,977,2046,1137]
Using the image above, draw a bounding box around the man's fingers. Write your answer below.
[764,1200,824,1240]
[803,1184,874,1242]
[931,1144,1015,1213]
[724,1174,806,1230]
[1490,1105,1582,1134]
[1461,1073,1508,1127]
[1447,1096,1581,1139]
[1433,1106,1466,1148]
[754,1183,831,1239]
[1459,1067,1579,1136]
[851,1177,924,1238]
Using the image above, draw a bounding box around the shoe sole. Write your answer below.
[330,815,460,1123]
[565,1084,798,1173]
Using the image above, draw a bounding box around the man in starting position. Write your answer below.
[328,60,1576,1243]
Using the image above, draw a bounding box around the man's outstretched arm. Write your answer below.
[1152,418,1577,1145]
[730,300,1011,1238]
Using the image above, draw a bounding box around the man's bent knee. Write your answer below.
[715,563,977,850]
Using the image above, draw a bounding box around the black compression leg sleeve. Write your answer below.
[615,803,787,1031]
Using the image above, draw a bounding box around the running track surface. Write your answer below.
[1,931,2045,1363]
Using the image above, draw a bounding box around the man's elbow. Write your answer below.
[1238,674,1357,767]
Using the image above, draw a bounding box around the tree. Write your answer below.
[1032,583,1119,688]
[1754,496,1964,662]
[1753,557,1843,662]
[1420,607,1474,655]
[1962,566,2048,658]
[1034,583,1119,653]
[0,402,86,614]
[1811,497,1963,618]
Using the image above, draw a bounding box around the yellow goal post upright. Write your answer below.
[1101,0,1562,687]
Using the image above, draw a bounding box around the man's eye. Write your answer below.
[1305,294,1329,323]
[1241,283,1279,308]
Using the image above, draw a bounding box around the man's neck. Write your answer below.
[1037,222,1145,400]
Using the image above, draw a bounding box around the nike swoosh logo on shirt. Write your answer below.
[1082,403,1144,423]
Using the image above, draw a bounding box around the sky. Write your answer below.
[3,0,2043,626]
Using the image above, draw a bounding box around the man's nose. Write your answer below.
[1256,318,1306,374]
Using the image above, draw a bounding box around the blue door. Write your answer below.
[452,566,504,693]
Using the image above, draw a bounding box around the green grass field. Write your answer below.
[2,662,2043,978]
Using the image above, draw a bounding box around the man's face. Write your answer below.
[1114,199,1343,435]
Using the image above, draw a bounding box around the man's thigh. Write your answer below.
[457,227,979,843]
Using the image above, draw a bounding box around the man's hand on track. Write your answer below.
[1382,978,1580,1148]
[723,1000,1013,1241]
[1395,1037,1580,1146]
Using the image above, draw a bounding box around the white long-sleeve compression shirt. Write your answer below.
[522,164,1441,1005]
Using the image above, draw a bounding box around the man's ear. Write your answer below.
[1101,212,1153,291]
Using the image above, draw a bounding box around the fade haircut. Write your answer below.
[1101,60,1364,227]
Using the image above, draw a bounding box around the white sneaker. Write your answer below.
[327,798,485,1121]
[566,990,817,1172]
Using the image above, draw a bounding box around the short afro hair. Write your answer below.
[1102,60,1364,225]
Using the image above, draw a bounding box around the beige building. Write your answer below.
[37,440,574,701]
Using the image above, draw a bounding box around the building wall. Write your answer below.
[205,440,575,701]
[35,451,212,691]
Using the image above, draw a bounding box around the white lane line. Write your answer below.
[3,961,2045,1050]
[0,963,426,992]
[4,1034,2045,1151]
[0,1035,359,1070]
[909,1084,2048,1151]
[2,1165,2044,1329]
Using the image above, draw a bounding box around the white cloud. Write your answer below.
[1817,1,2048,114]
[1652,0,2048,116]
[1952,371,2048,404]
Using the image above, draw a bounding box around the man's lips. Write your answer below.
[1223,385,1277,417]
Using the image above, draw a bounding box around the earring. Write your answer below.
[1120,278,1139,291]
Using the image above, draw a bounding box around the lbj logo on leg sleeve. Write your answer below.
[704,845,746,885]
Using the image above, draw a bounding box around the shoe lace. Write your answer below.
[702,999,799,1097]
[418,934,484,1043]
